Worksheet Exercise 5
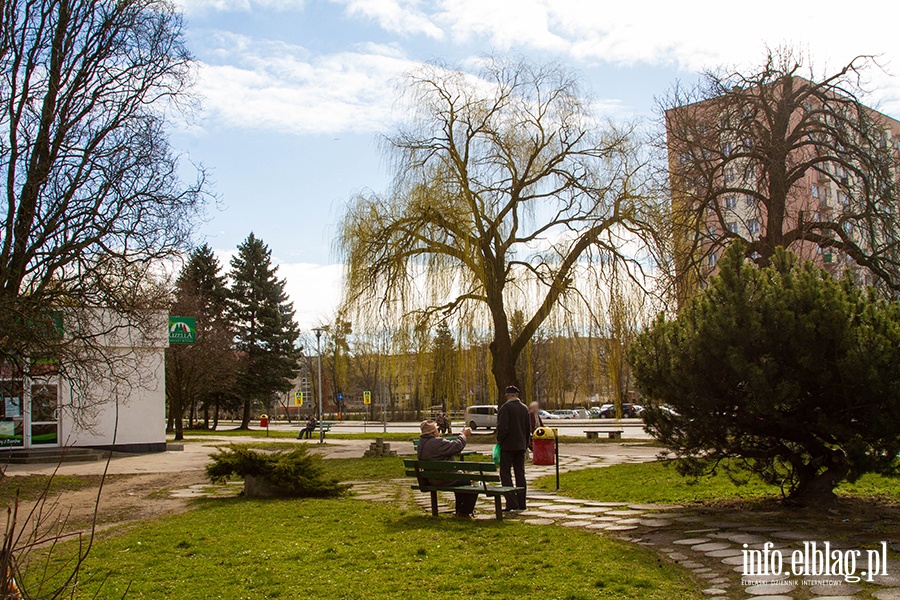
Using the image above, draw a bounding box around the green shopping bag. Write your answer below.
[492,443,501,465]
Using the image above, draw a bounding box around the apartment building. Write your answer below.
[665,74,900,303]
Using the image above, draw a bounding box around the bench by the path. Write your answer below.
[404,459,522,519]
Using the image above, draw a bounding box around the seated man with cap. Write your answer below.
[417,420,478,518]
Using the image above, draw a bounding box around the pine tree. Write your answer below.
[630,243,900,505]
[229,233,301,429]
[167,245,236,439]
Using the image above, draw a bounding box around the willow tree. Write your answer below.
[339,57,651,397]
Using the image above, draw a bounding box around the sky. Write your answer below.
[170,0,900,329]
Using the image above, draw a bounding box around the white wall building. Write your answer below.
[1,311,168,453]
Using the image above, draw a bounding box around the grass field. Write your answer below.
[37,498,702,599]
[535,460,900,504]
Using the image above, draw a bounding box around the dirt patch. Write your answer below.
[15,470,207,534]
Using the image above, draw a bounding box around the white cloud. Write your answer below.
[333,0,443,39]
[194,33,422,135]
[332,0,900,114]
[176,0,305,15]
[276,262,344,330]
[214,246,343,330]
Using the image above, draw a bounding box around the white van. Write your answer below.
[465,405,498,430]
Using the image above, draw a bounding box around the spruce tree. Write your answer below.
[229,233,301,429]
[167,245,236,439]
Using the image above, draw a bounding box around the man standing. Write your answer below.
[496,385,530,511]
[417,421,478,518]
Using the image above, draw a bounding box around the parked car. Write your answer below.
[550,409,579,419]
[465,405,498,430]
[538,409,561,420]
[599,403,643,418]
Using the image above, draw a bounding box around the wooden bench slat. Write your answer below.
[403,459,496,472]
[405,471,502,483]
[412,485,521,495]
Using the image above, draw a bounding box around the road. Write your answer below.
[239,418,653,440]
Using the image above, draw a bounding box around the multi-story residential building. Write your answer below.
[665,74,900,304]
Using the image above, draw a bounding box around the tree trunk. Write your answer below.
[203,404,210,430]
[788,461,849,507]
[238,397,251,430]
[174,412,184,441]
[213,399,219,430]
[490,338,520,401]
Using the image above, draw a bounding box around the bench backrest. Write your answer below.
[404,459,499,489]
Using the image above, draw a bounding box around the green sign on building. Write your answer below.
[168,317,196,344]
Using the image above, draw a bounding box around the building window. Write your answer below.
[709,224,717,236]
[748,219,760,234]
[679,152,691,165]
[725,195,737,209]
[708,252,719,267]
[722,142,733,156]
[812,184,819,199]
[746,194,758,207]
[724,168,735,183]
[742,137,753,150]
[726,221,738,233]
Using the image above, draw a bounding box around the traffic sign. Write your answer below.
[363,390,371,405]
[294,391,304,406]
[337,392,343,403]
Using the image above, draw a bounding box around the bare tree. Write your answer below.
[662,48,900,301]
[0,0,204,394]
[339,56,652,398]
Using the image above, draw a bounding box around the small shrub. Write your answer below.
[206,446,350,498]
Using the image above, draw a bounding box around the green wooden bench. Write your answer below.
[298,422,332,439]
[404,459,523,520]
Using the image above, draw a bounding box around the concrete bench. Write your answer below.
[584,429,623,440]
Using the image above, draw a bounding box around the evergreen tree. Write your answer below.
[167,245,236,439]
[177,244,229,316]
[229,233,301,429]
[431,321,458,412]
[630,243,900,505]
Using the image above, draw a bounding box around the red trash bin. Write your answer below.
[532,426,556,465]
[259,415,269,428]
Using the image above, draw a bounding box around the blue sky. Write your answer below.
[170,0,900,328]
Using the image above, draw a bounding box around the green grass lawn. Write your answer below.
[535,460,900,504]
[37,498,701,599]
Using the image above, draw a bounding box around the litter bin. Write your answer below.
[259,414,269,428]
[532,426,556,465]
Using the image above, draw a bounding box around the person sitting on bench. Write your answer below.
[417,420,477,518]
[299,416,318,439]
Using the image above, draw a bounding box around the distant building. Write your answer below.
[0,312,167,453]
[665,77,900,303]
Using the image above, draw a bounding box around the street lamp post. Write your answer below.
[312,326,327,444]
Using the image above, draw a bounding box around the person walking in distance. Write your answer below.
[496,385,530,512]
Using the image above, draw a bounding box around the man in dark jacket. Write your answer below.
[496,385,530,511]
[417,420,477,518]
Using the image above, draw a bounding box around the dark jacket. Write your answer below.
[417,434,468,487]
[497,398,530,451]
